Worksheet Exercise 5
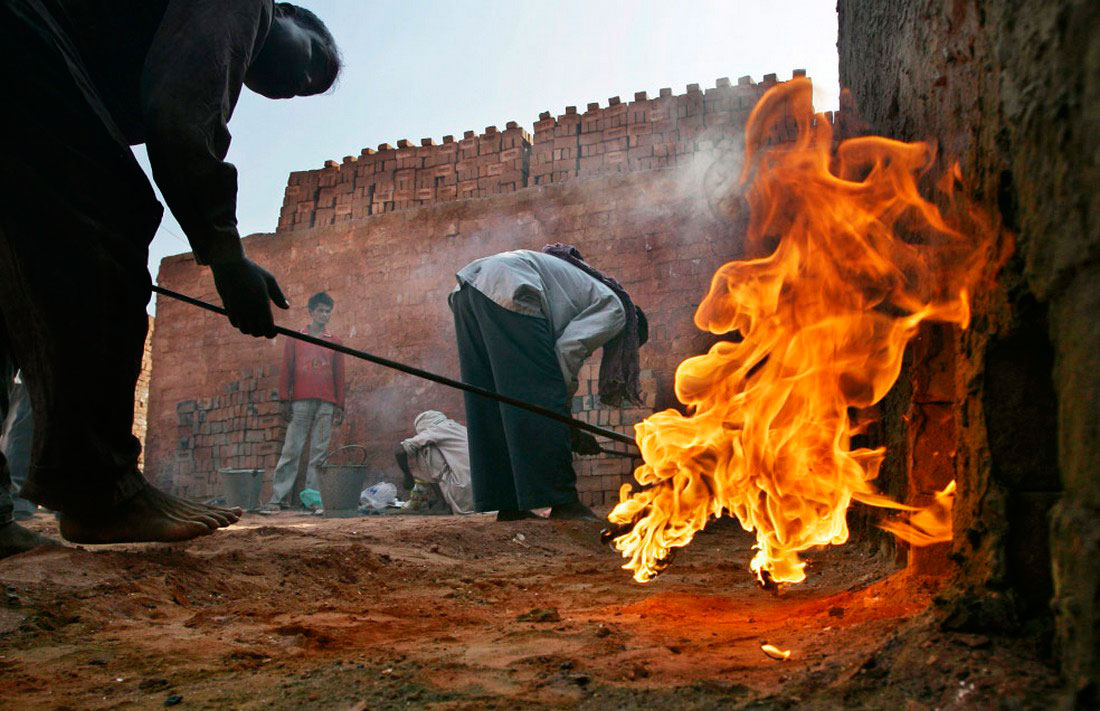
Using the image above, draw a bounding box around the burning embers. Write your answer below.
[608,78,995,585]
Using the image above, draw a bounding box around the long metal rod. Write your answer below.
[152,285,640,448]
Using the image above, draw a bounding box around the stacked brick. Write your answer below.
[571,363,657,508]
[494,122,531,193]
[455,123,532,199]
[529,106,581,186]
[277,124,532,230]
[576,96,630,177]
[276,70,817,230]
[171,367,286,499]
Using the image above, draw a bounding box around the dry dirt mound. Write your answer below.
[0,512,1057,709]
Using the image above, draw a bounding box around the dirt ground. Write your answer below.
[0,510,1061,710]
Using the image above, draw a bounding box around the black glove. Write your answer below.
[571,429,602,456]
[211,258,289,338]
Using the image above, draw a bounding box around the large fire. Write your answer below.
[608,78,995,585]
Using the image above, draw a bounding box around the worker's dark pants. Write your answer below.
[0,0,162,515]
[451,285,579,512]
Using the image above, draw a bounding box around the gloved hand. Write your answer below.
[210,257,289,338]
[571,429,602,456]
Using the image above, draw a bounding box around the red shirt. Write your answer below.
[278,328,346,407]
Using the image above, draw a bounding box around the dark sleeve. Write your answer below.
[140,0,272,265]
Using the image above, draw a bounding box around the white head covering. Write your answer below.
[414,410,448,433]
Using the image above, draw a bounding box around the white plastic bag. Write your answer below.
[359,481,398,513]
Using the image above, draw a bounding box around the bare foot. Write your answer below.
[0,521,60,559]
[58,484,241,544]
[146,487,242,527]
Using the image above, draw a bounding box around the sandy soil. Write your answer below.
[0,511,1059,710]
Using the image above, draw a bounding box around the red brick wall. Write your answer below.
[148,72,820,506]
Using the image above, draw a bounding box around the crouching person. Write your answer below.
[395,410,474,515]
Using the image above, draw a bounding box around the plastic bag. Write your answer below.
[299,488,322,510]
[359,481,397,513]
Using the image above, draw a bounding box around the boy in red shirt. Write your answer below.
[263,292,345,510]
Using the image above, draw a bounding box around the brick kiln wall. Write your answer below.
[147,71,820,509]
[274,73,826,229]
[838,0,1099,694]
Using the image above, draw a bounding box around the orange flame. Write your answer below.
[875,480,956,546]
[608,79,994,585]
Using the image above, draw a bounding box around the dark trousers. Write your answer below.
[0,0,162,515]
[452,285,578,511]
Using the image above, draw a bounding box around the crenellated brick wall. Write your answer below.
[276,73,826,231]
[149,70,820,507]
[279,122,533,230]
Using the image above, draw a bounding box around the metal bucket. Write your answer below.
[317,445,368,518]
[219,468,263,511]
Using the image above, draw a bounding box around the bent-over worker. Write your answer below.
[449,245,648,522]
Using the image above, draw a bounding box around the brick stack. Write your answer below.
[573,96,627,177]
[625,90,654,170]
[391,139,418,210]
[366,144,399,214]
[632,87,681,169]
[455,129,479,199]
[529,111,556,185]
[275,72,811,231]
[474,127,501,195]
[548,106,581,183]
[278,167,322,230]
[276,135,472,226]
[522,107,581,187]
[674,82,707,154]
[495,121,530,193]
[418,135,459,203]
[310,160,341,228]
[172,367,286,500]
[571,363,657,509]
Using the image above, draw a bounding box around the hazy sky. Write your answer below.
[138,0,840,309]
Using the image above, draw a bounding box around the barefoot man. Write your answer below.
[0,0,342,555]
